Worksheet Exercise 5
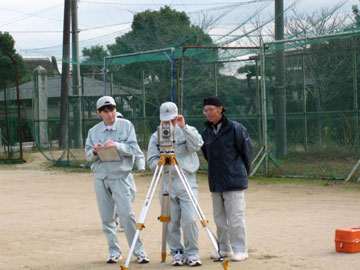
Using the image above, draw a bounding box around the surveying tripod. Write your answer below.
[120,152,229,270]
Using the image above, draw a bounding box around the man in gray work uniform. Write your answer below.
[85,96,149,264]
[147,101,203,267]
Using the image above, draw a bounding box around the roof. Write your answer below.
[1,75,142,101]
[24,56,60,75]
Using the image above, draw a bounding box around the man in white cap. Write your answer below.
[85,96,149,264]
[147,101,203,267]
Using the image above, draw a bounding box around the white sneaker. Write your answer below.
[186,255,202,266]
[231,252,248,261]
[171,250,185,266]
[137,251,150,263]
[210,251,233,259]
[106,253,122,263]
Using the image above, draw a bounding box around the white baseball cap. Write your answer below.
[96,96,116,110]
[116,112,123,118]
[160,102,178,121]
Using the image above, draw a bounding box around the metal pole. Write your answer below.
[59,0,71,150]
[353,49,358,152]
[255,59,262,146]
[171,48,175,102]
[214,63,218,96]
[3,79,10,157]
[110,72,114,96]
[71,0,83,148]
[180,48,185,114]
[261,42,269,175]
[177,62,180,106]
[0,44,24,161]
[103,57,107,95]
[274,0,287,157]
[105,48,175,60]
[142,70,147,148]
[302,55,308,153]
[266,30,360,46]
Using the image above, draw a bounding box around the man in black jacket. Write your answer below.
[201,96,253,262]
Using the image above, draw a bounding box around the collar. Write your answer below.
[101,119,118,132]
[205,115,228,129]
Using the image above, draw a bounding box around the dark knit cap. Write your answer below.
[204,96,226,111]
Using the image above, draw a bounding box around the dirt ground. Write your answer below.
[1,153,360,270]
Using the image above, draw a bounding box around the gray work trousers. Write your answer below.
[93,177,145,256]
[161,172,199,257]
[211,190,247,254]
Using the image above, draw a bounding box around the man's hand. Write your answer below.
[104,140,116,149]
[174,115,185,128]
[92,143,102,155]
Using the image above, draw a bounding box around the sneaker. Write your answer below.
[231,252,248,261]
[210,251,233,259]
[186,255,202,266]
[118,226,125,232]
[137,251,150,264]
[171,250,185,266]
[106,253,121,263]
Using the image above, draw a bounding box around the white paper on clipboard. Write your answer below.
[97,147,121,162]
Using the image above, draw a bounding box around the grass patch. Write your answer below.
[250,175,360,191]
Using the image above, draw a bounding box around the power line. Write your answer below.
[0,4,63,27]
[8,31,63,33]
[81,0,271,6]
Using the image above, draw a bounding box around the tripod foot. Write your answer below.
[161,252,166,262]
[221,260,229,270]
[120,266,128,270]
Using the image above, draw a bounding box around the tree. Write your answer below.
[103,6,217,118]
[238,6,358,149]
[107,6,213,54]
[81,45,108,79]
[0,32,27,88]
[352,2,360,28]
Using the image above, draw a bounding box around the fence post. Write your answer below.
[32,66,49,148]
[302,54,308,153]
[353,49,358,153]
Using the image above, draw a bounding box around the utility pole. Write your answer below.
[59,0,71,149]
[71,0,83,148]
[274,0,287,157]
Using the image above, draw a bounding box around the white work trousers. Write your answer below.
[211,190,247,254]
[93,177,144,256]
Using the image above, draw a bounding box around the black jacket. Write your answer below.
[201,116,254,192]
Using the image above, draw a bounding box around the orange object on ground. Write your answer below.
[335,226,360,253]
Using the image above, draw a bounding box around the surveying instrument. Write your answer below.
[120,121,229,270]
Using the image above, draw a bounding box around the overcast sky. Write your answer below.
[0,0,358,60]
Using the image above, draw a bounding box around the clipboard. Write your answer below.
[97,147,121,162]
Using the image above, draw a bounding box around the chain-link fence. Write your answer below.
[2,31,360,180]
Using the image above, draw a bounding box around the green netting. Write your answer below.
[2,1,360,180]
[258,32,360,180]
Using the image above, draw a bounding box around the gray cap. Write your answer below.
[96,96,116,110]
[160,102,178,121]
[116,112,123,118]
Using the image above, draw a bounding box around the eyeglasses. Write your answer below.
[203,107,219,114]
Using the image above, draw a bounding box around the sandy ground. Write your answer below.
[1,154,360,270]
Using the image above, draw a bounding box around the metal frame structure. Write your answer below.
[103,47,175,100]
[252,30,360,179]
[179,45,272,176]
[0,43,24,163]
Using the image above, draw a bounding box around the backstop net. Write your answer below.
[2,1,360,180]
